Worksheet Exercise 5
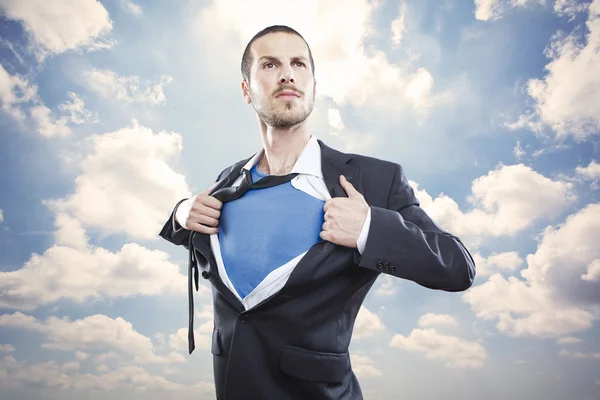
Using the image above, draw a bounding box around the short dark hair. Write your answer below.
[241,25,315,82]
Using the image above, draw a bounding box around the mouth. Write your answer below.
[275,90,301,99]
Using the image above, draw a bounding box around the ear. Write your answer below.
[313,78,317,97]
[242,80,252,104]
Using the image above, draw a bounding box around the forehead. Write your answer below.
[250,32,309,61]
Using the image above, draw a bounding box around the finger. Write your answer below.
[339,175,362,199]
[188,222,219,234]
[200,195,223,211]
[189,213,219,227]
[192,202,221,219]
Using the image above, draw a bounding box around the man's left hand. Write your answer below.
[320,175,369,248]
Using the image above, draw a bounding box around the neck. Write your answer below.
[257,119,311,175]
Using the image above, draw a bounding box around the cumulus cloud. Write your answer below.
[418,313,458,328]
[353,306,386,339]
[194,0,450,114]
[0,64,38,120]
[414,163,574,247]
[0,312,185,364]
[0,354,215,394]
[575,160,600,189]
[83,68,173,105]
[390,1,407,47]
[463,203,600,338]
[0,0,114,60]
[506,0,600,141]
[556,336,583,344]
[390,328,487,368]
[0,66,95,136]
[351,354,383,378]
[472,251,524,277]
[169,305,214,352]
[374,275,398,296]
[474,0,546,21]
[558,349,600,359]
[45,120,190,240]
[124,1,143,17]
[0,235,189,310]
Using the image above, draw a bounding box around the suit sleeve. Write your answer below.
[158,168,228,250]
[354,163,476,292]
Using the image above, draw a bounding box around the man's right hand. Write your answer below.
[175,180,224,234]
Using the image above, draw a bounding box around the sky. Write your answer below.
[0,0,599,399]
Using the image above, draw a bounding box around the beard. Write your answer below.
[251,91,315,128]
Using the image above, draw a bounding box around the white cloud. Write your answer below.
[169,305,214,352]
[558,349,600,359]
[0,312,184,364]
[414,163,574,247]
[0,0,114,60]
[506,0,600,141]
[473,0,544,21]
[390,2,407,47]
[463,203,600,338]
[351,354,383,378]
[46,120,190,240]
[0,64,38,120]
[513,141,526,160]
[327,108,344,132]
[124,1,143,17]
[418,313,458,328]
[74,351,89,360]
[374,275,397,296]
[353,306,385,339]
[0,238,188,310]
[556,336,583,344]
[390,328,486,368]
[29,92,95,137]
[0,354,215,394]
[195,0,448,114]
[83,68,173,105]
[473,251,524,277]
[575,160,600,188]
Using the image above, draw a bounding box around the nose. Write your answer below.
[279,67,295,84]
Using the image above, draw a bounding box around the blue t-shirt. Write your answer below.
[218,164,325,298]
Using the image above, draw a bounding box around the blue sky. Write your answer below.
[0,0,599,399]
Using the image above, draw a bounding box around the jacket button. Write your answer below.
[240,315,249,323]
[201,271,210,279]
[376,261,384,270]
[390,266,396,273]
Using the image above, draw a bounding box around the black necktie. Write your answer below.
[212,169,299,202]
[187,169,299,354]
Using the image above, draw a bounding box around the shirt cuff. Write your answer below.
[356,207,371,254]
[173,196,195,232]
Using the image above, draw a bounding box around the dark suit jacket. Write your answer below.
[159,139,476,400]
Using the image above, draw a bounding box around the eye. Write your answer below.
[264,62,275,69]
[294,61,305,67]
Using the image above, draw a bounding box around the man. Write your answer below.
[159,25,476,400]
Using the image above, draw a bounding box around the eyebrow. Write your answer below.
[257,55,309,64]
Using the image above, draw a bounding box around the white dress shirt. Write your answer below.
[176,135,372,310]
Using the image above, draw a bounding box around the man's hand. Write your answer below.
[178,180,224,234]
[320,175,369,248]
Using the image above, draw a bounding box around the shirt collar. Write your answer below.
[242,135,323,178]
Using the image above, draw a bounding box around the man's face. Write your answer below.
[243,32,316,128]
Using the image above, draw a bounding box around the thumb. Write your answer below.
[339,175,361,198]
